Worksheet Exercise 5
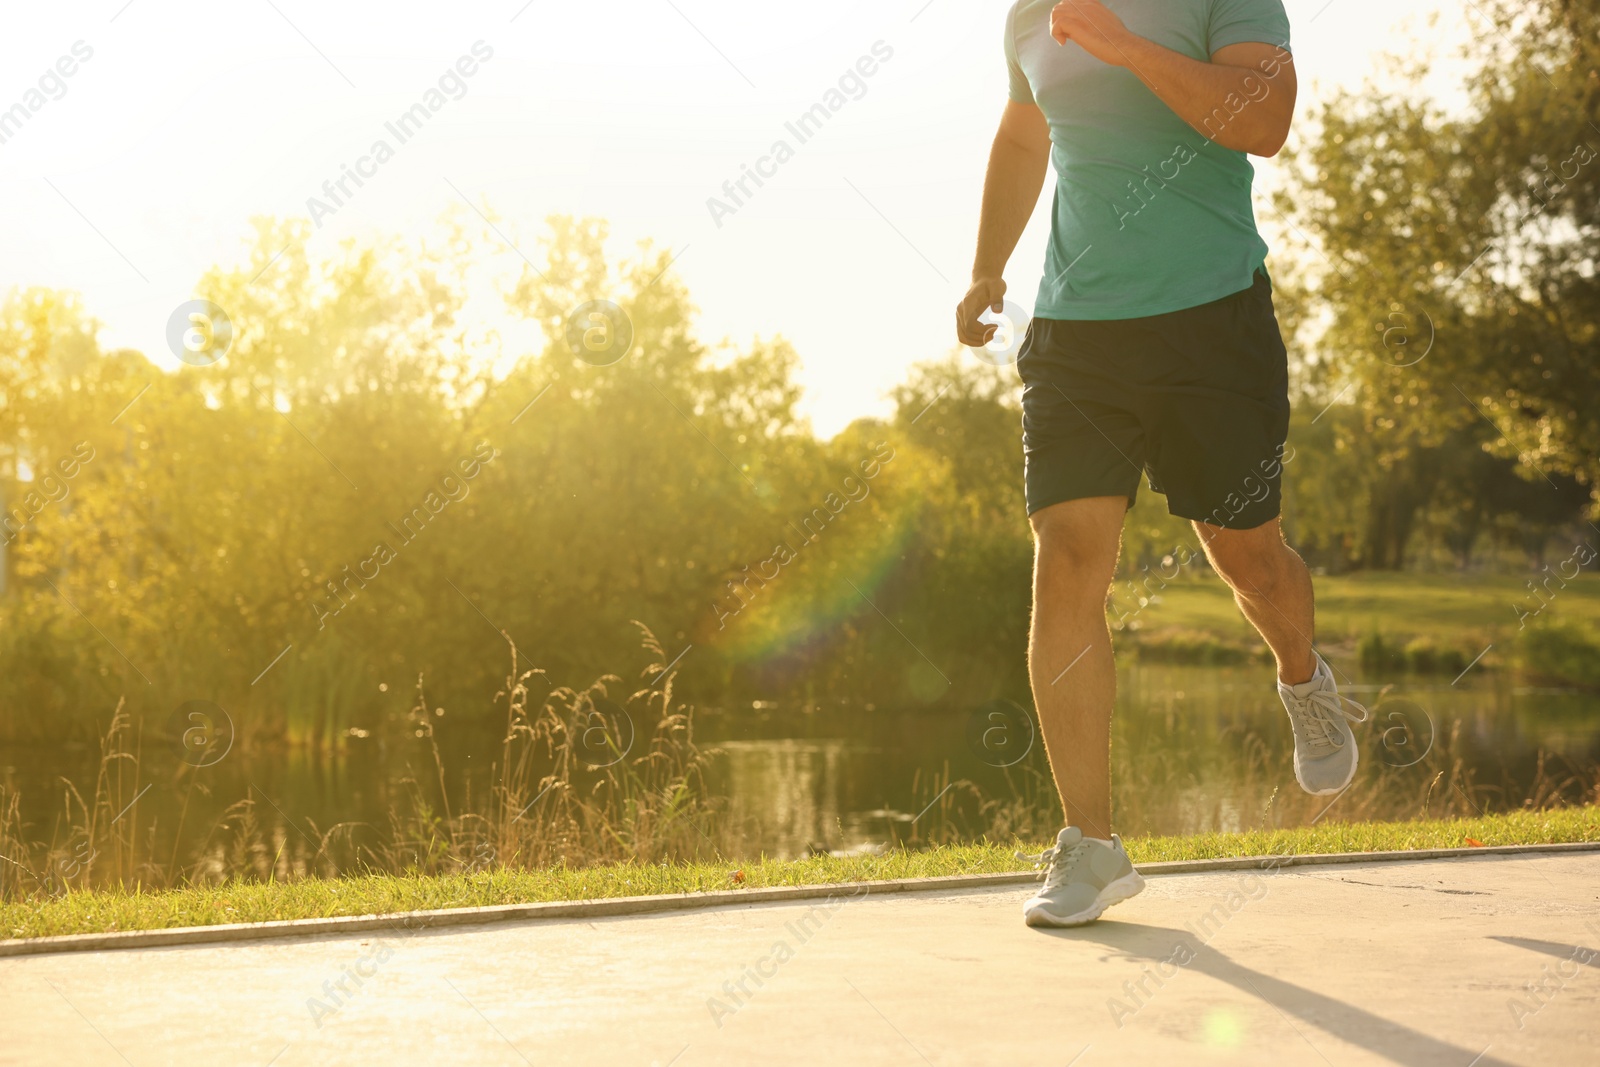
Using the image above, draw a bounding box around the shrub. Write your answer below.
[1403,637,1439,673]
[1358,630,1407,673]
[1403,637,1471,676]
[1515,621,1600,689]
[1127,628,1255,665]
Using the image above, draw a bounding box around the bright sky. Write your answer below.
[1,0,1470,436]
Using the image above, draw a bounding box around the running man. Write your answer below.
[957,0,1368,927]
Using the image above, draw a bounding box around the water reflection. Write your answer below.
[693,665,1600,856]
[713,739,858,856]
[6,667,1598,866]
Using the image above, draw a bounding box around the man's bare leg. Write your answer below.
[1194,518,1317,685]
[1028,496,1127,838]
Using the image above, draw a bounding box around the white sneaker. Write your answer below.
[1278,655,1370,796]
[1017,826,1145,927]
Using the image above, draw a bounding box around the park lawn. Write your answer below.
[1139,570,1600,647]
[5,806,1597,941]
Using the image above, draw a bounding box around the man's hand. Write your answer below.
[1050,0,1134,67]
[956,277,1008,347]
[1046,2,1297,156]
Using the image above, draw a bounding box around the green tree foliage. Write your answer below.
[0,217,1035,746]
[1276,0,1598,567]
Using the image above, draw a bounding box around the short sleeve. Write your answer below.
[1005,4,1034,104]
[1206,0,1292,56]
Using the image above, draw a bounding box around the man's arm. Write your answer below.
[1050,0,1296,157]
[957,100,1052,347]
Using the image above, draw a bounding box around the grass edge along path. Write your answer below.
[5,806,1598,941]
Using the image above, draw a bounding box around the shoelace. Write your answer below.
[1292,688,1370,756]
[1015,839,1091,890]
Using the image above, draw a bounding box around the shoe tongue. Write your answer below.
[1057,826,1085,849]
[1288,658,1332,700]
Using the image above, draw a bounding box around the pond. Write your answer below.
[695,664,1600,854]
[6,665,1598,870]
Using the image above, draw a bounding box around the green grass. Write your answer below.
[1133,571,1600,681]
[1145,571,1600,645]
[6,806,1597,942]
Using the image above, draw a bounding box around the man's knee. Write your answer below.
[1031,498,1124,578]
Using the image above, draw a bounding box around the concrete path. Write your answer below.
[3,852,1598,1066]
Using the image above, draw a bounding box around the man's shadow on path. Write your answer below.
[1041,920,1522,1067]
[1489,935,1600,970]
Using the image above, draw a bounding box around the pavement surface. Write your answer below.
[3,851,1598,1066]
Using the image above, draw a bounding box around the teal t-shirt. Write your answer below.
[1005,0,1291,320]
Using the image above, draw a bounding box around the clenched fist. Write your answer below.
[1050,0,1134,67]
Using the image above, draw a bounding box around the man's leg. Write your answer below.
[1193,517,1317,685]
[1028,495,1127,838]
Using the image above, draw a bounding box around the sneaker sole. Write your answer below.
[1023,870,1146,928]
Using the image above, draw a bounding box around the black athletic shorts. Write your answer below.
[1017,267,1290,530]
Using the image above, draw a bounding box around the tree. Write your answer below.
[1278,0,1599,530]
